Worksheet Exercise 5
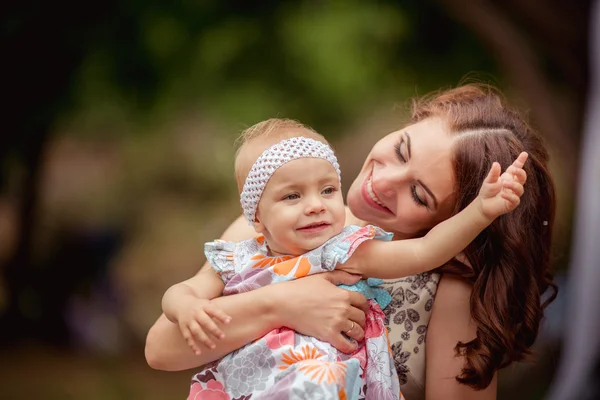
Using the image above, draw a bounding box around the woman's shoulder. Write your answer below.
[438,273,473,292]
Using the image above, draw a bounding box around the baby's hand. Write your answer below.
[177,297,231,355]
[478,152,528,220]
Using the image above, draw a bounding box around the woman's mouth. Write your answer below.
[361,172,392,213]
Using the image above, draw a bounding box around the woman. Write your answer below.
[145,84,557,399]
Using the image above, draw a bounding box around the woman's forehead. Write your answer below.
[404,117,451,141]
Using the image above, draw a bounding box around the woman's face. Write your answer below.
[347,117,457,238]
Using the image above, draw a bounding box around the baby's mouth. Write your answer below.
[297,222,330,231]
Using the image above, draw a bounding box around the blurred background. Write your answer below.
[0,0,592,399]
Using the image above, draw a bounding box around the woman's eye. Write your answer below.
[283,193,300,201]
[411,186,427,207]
[395,140,407,163]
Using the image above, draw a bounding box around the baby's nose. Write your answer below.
[305,195,326,214]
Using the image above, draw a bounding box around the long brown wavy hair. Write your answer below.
[410,84,558,390]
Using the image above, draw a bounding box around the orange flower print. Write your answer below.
[250,254,294,269]
[280,345,322,369]
[300,361,348,385]
[339,389,347,400]
[280,345,348,385]
[273,256,311,278]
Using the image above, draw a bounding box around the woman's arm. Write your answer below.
[146,270,368,370]
[425,275,497,400]
[145,214,369,371]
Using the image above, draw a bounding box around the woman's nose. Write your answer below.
[373,167,408,198]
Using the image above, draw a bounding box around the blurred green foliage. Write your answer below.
[67,0,498,137]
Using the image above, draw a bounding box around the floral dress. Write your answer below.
[188,225,404,400]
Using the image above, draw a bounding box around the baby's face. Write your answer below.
[254,158,346,256]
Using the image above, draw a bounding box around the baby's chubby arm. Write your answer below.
[162,268,230,355]
[339,153,528,279]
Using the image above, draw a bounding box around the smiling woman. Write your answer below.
[348,117,457,238]
[146,84,557,400]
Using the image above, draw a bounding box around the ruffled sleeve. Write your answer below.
[315,225,394,309]
[204,239,237,284]
[319,224,394,271]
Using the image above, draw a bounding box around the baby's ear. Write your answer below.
[253,214,266,234]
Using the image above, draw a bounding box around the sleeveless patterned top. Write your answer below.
[381,272,440,400]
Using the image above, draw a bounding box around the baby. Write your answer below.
[162,118,528,399]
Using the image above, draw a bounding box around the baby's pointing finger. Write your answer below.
[511,152,529,169]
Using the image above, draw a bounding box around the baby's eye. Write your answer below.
[322,187,336,195]
[283,193,300,201]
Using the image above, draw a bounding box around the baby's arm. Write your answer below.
[341,152,528,279]
[162,267,230,355]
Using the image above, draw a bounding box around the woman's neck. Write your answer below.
[345,206,409,241]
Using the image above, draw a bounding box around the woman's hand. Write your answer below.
[273,270,369,353]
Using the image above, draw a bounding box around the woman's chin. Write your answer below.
[347,191,375,224]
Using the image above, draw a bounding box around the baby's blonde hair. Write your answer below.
[234,118,330,192]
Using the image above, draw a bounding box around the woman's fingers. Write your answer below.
[347,303,367,329]
[345,290,370,315]
[275,274,371,354]
[329,332,358,354]
[344,320,365,342]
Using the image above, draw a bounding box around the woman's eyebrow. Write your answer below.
[405,131,412,158]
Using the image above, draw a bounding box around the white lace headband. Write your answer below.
[240,136,341,223]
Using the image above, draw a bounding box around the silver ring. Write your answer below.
[345,321,355,335]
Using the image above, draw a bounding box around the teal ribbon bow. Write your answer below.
[338,278,392,309]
